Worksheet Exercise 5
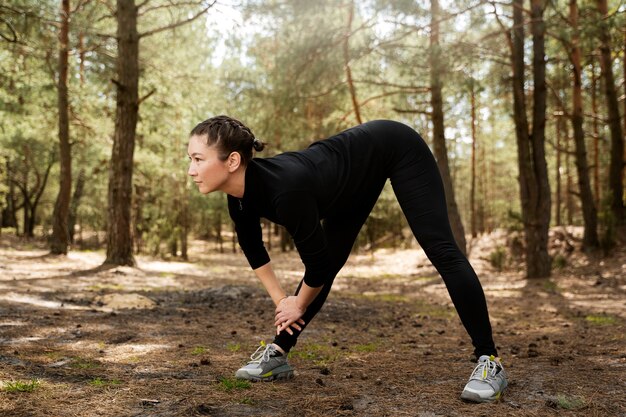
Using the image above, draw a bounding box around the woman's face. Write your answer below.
[187,135,230,194]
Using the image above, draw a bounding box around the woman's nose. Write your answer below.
[187,164,196,176]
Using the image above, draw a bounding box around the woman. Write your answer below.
[187,115,507,403]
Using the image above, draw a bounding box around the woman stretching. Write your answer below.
[187,115,508,403]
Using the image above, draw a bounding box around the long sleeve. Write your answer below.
[227,195,270,269]
[274,192,331,288]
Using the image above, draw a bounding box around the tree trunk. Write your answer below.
[597,0,625,225]
[429,0,467,254]
[343,0,362,125]
[105,0,139,266]
[511,0,551,278]
[2,161,18,229]
[564,120,574,224]
[470,81,477,238]
[569,0,599,249]
[591,60,600,208]
[67,168,85,243]
[50,0,72,255]
[555,116,562,226]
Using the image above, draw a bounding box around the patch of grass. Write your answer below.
[227,343,241,353]
[239,397,254,405]
[585,314,617,325]
[89,377,122,387]
[191,346,207,355]
[3,379,40,393]
[217,377,251,391]
[288,343,339,366]
[70,357,100,369]
[542,280,559,293]
[554,394,586,410]
[352,342,377,353]
[552,254,567,269]
[489,246,507,271]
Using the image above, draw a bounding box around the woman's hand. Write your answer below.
[275,296,306,335]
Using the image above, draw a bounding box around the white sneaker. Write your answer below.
[461,355,508,402]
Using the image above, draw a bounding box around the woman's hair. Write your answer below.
[190,115,265,165]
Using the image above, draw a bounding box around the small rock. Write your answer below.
[200,358,210,366]
[231,330,237,335]
[178,344,184,348]
[315,378,325,386]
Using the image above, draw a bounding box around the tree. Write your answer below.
[566,0,599,250]
[429,0,467,254]
[50,0,72,254]
[508,0,552,277]
[105,0,215,266]
[596,0,624,226]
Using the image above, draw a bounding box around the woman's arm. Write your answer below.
[253,262,287,306]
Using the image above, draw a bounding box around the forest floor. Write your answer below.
[0,229,625,417]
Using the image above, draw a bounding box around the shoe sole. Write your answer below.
[236,365,294,382]
[460,385,506,403]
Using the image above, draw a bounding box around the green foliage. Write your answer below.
[217,377,251,391]
[3,379,40,393]
[489,246,507,271]
[552,254,567,269]
[191,346,207,355]
[584,315,617,326]
[352,342,377,353]
[226,343,241,353]
[551,394,586,410]
[89,378,122,388]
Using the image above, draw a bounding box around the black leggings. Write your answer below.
[273,121,497,358]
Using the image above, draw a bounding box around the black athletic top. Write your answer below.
[227,122,391,288]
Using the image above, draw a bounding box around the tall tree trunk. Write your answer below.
[343,0,362,125]
[429,0,467,254]
[511,0,551,278]
[50,0,72,254]
[105,0,139,266]
[2,160,18,229]
[528,0,552,276]
[569,0,599,249]
[591,60,600,208]
[565,120,574,224]
[470,81,477,238]
[597,0,625,225]
[67,168,85,243]
[555,116,562,226]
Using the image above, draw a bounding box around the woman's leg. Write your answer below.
[388,131,497,358]
[273,177,388,352]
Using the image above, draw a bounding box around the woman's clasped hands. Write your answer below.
[275,296,306,335]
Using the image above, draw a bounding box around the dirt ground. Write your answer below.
[0,230,625,417]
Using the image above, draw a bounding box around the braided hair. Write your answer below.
[190,115,265,165]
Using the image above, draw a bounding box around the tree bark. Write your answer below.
[555,116,562,226]
[67,168,85,243]
[105,0,139,266]
[597,0,625,225]
[470,81,477,238]
[343,0,362,125]
[511,0,551,278]
[429,0,467,254]
[569,0,599,249]
[50,0,72,255]
[591,60,600,208]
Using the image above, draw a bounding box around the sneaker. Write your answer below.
[235,342,294,382]
[461,355,508,403]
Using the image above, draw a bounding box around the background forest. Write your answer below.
[0,0,624,277]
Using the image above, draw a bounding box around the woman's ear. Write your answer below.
[227,152,242,172]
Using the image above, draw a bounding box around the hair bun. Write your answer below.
[252,138,265,152]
